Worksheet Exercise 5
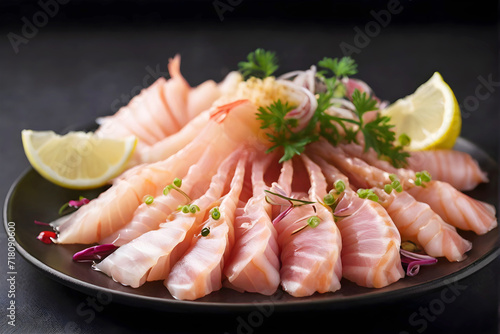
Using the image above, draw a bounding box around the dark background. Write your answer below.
[0,0,499,333]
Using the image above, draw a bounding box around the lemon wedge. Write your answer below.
[381,72,461,151]
[21,130,137,189]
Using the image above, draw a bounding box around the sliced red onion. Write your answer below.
[73,244,118,262]
[34,220,50,226]
[278,66,316,92]
[400,249,438,276]
[329,98,355,111]
[68,198,90,208]
[278,70,305,81]
[277,80,318,131]
[272,204,294,225]
[343,78,373,98]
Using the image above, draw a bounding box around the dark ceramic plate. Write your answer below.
[4,138,499,312]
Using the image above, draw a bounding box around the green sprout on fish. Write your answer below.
[414,170,432,187]
[384,174,403,194]
[356,188,379,202]
[163,177,192,203]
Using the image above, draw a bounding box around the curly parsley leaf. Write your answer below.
[238,49,279,80]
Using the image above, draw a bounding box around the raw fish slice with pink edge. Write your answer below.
[335,142,497,235]
[166,153,247,300]
[340,143,488,191]
[310,155,404,288]
[272,156,342,297]
[408,180,497,235]
[55,100,261,245]
[223,153,280,295]
[100,144,222,245]
[374,189,472,262]
[93,150,242,288]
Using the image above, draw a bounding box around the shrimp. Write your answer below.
[93,150,241,288]
[274,156,342,297]
[223,153,280,296]
[56,100,260,244]
[313,156,404,288]
[166,154,247,300]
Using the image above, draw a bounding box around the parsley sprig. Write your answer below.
[257,100,317,163]
[238,48,279,80]
[244,51,409,167]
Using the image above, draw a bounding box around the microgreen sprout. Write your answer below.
[334,179,346,194]
[414,171,432,187]
[291,214,321,235]
[357,188,379,202]
[323,193,335,206]
[398,133,411,147]
[173,177,182,188]
[178,204,200,214]
[201,227,211,237]
[210,207,221,220]
[384,174,403,194]
[163,178,191,203]
[265,189,316,225]
[143,195,154,205]
[307,216,321,228]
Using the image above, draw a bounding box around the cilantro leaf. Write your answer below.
[238,49,279,80]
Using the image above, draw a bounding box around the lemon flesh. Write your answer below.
[22,130,137,189]
[382,72,461,151]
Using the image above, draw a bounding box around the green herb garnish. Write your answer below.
[238,48,279,80]
[257,100,317,163]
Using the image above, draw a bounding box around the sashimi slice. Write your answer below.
[406,149,488,191]
[224,154,280,295]
[311,155,404,287]
[334,192,405,288]
[163,54,190,127]
[100,144,222,245]
[93,150,241,287]
[274,156,342,297]
[376,189,472,262]
[408,181,497,235]
[56,112,246,244]
[166,154,247,300]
